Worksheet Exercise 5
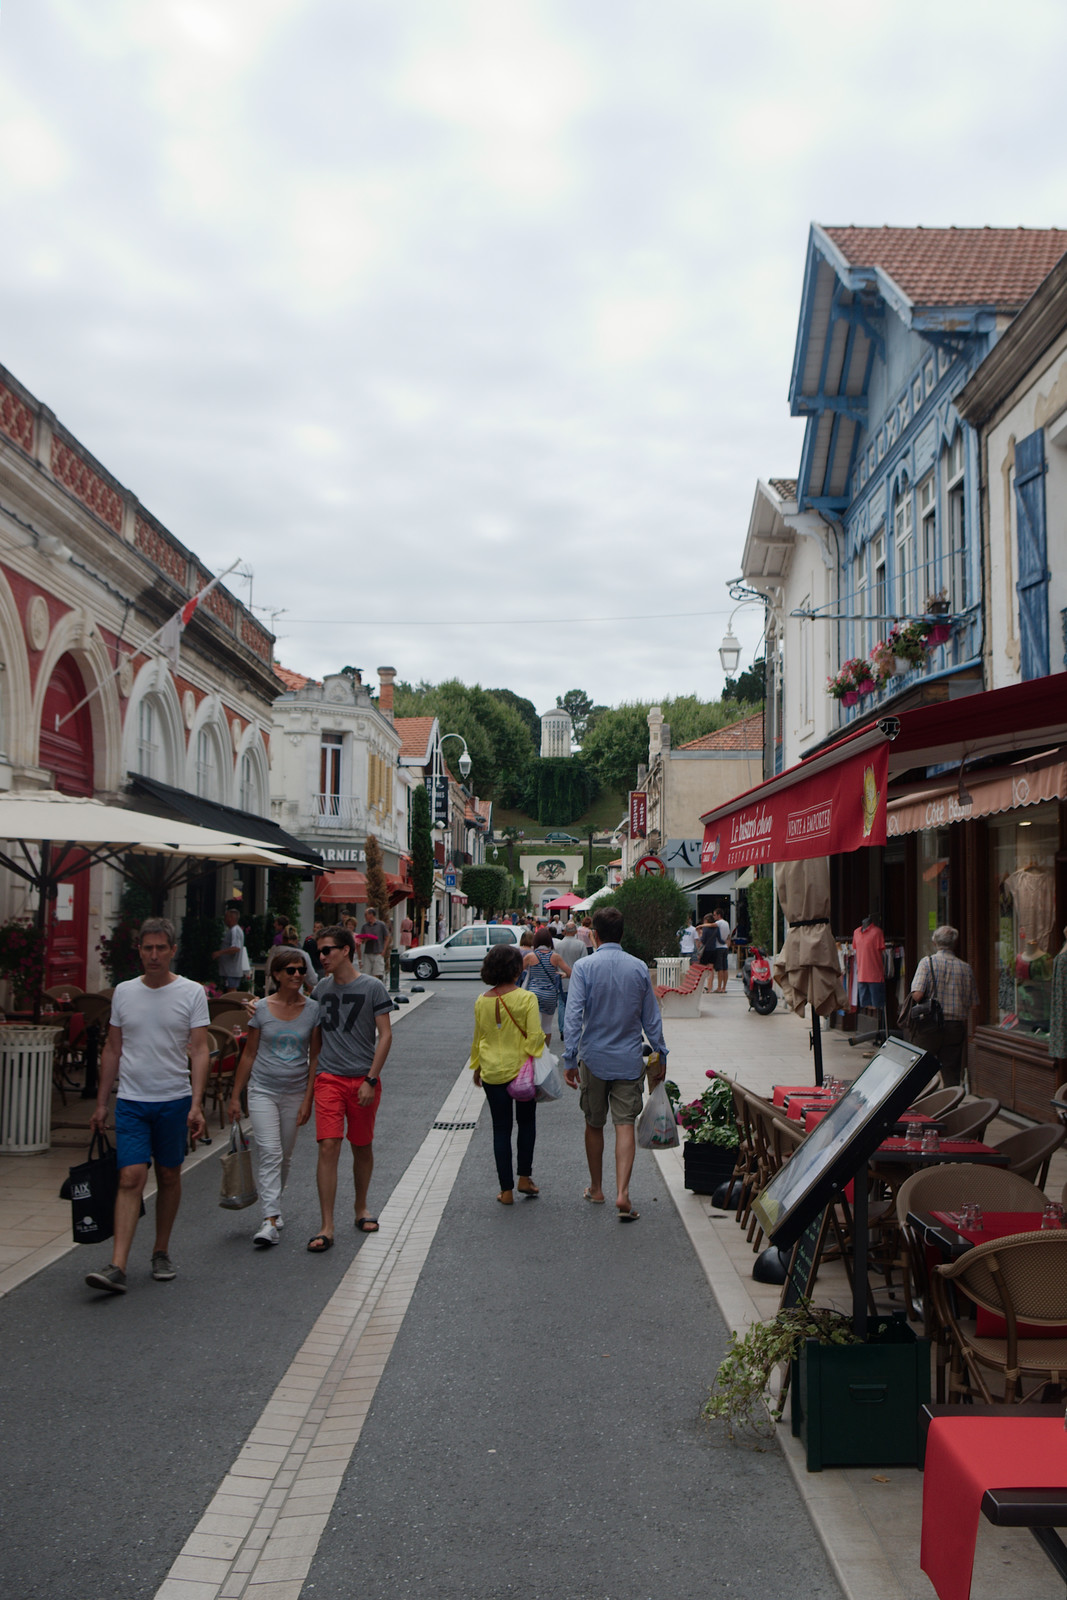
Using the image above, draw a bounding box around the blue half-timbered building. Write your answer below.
[789,226,1067,725]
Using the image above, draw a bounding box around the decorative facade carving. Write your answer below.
[134,515,187,586]
[27,594,50,652]
[50,438,123,533]
[0,383,34,454]
[183,689,196,729]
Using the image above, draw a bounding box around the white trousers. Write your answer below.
[247,1086,305,1220]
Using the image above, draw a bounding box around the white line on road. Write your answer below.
[154,1056,479,1600]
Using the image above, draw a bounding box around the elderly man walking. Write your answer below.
[553,919,587,1037]
[562,906,669,1222]
[909,925,979,1087]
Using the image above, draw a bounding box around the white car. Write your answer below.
[400,923,523,980]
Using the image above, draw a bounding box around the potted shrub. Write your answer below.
[887,620,928,671]
[704,1303,930,1468]
[826,662,860,705]
[677,1075,739,1193]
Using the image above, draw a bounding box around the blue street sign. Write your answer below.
[444,870,456,889]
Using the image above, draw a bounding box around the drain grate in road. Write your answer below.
[433,1120,478,1131]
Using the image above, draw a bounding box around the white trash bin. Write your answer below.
[655,957,686,989]
[0,1025,58,1153]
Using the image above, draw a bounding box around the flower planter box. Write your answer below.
[790,1326,931,1470]
[682,1141,737,1195]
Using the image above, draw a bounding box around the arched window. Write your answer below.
[196,727,218,800]
[239,751,258,812]
[137,698,159,777]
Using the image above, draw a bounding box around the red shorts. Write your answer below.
[314,1072,381,1146]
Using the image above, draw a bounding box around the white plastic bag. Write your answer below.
[636,1080,680,1149]
[533,1050,563,1102]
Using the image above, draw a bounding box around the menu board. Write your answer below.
[752,1036,935,1249]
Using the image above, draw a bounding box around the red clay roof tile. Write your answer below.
[678,712,764,752]
[822,226,1067,311]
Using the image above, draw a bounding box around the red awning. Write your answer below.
[699,671,1067,869]
[314,870,365,904]
[887,752,1067,836]
[701,730,889,871]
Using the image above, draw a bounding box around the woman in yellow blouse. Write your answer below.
[470,943,545,1205]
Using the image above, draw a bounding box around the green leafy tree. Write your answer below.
[581,698,758,794]
[522,756,598,826]
[268,872,302,932]
[364,834,391,923]
[393,679,535,799]
[555,688,592,742]
[723,659,766,705]
[460,864,510,918]
[593,876,691,966]
[410,782,434,939]
[487,687,540,748]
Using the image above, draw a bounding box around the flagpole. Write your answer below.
[54,561,241,731]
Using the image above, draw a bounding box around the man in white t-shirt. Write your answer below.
[212,903,246,992]
[85,917,210,1295]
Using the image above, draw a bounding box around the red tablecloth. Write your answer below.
[930,1211,1063,1336]
[921,1416,1067,1600]
[787,1097,831,1122]
[878,1137,998,1156]
[773,1084,831,1107]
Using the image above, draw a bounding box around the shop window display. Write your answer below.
[991,803,1058,1038]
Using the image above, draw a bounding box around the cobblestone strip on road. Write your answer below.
[155,1058,479,1600]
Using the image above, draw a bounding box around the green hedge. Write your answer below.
[592,876,692,967]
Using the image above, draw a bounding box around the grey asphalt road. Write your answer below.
[0,980,841,1600]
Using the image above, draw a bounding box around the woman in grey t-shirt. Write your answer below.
[229,947,319,1248]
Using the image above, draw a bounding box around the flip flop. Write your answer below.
[583,1187,605,1204]
[617,1207,640,1223]
[355,1216,380,1233]
[306,1234,334,1252]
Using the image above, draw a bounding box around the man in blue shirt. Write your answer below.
[562,907,669,1222]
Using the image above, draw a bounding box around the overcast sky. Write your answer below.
[2,1,1066,716]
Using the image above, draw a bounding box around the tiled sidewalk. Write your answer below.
[656,978,1066,1600]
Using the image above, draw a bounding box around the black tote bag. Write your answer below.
[68,1132,119,1246]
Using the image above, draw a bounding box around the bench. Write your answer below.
[653,963,704,1018]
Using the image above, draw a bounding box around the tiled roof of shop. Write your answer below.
[679,712,764,752]
[767,477,798,501]
[274,664,313,691]
[394,716,437,760]
[822,226,1067,310]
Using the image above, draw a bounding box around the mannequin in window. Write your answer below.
[852,914,886,1017]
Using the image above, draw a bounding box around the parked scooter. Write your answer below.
[742,945,778,1014]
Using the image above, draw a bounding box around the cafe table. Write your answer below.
[920,1408,1067,1600]
[873,1137,1010,1170]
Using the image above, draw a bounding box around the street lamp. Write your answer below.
[440,732,472,779]
[718,599,764,674]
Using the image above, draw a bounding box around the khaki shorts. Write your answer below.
[578,1062,643,1128]
[361,951,386,978]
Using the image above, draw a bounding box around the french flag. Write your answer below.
[157,574,225,668]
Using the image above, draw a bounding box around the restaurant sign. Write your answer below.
[701,742,888,872]
[629,790,647,838]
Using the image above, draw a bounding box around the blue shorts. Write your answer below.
[858,981,885,1008]
[115,1097,192,1170]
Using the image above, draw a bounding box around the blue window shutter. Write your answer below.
[1014,428,1050,681]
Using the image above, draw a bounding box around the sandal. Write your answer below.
[355,1216,379,1233]
[517,1178,539,1197]
[306,1234,333,1252]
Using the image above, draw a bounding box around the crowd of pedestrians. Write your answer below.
[84,898,672,1294]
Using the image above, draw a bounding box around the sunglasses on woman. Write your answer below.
[280,964,305,976]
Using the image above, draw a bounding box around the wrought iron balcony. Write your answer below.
[303,794,360,830]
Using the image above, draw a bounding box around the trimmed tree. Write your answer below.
[364,833,391,923]
[593,875,691,967]
[410,783,434,939]
[461,864,510,919]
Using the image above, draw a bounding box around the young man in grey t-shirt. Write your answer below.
[306,923,394,1252]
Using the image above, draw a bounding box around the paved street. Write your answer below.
[0,982,841,1600]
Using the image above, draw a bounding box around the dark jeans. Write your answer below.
[911,1019,967,1086]
[482,1080,536,1191]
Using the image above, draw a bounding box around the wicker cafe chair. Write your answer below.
[731,1086,763,1231]
[43,984,86,1005]
[895,1163,1046,1398]
[931,1231,1067,1404]
[1050,1083,1067,1127]
[205,1025,242,1128]
[989,1124,1065,1190]
[909,1086,966,1119]
[939,1097,1001,1144]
